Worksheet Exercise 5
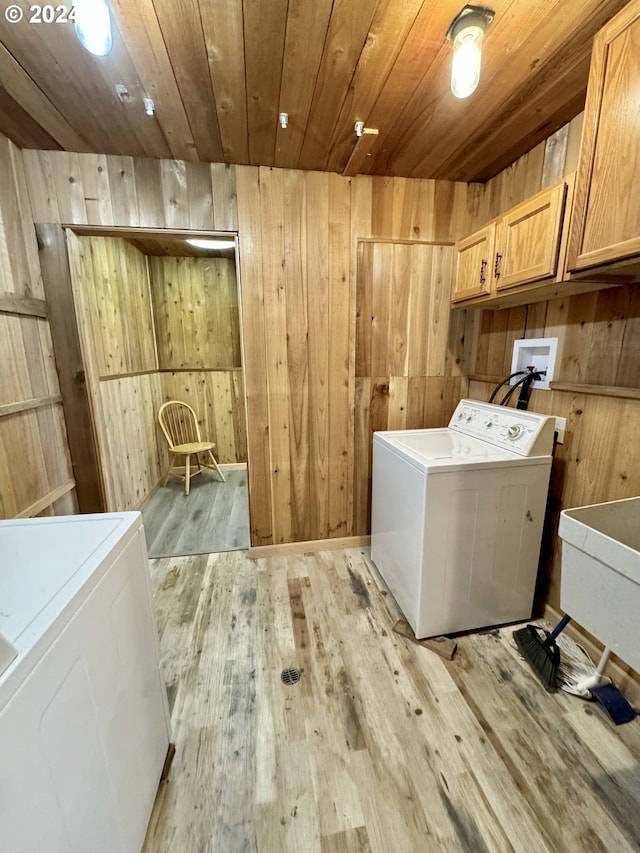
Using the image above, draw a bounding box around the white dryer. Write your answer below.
[371,399,555,639]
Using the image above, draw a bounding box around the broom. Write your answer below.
[513,614,571,691]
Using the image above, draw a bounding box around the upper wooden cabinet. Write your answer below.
[566,0,640,277]
[452,179,570,307]
[495,182,567,291]
[452,223,495,301]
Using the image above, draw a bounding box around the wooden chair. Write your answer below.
[158,400,225,495]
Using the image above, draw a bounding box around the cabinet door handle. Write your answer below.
[480,259,487,284]
[494,252,502,278]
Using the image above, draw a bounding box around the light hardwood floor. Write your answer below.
[143,548,640,852]
[142,468,250,558]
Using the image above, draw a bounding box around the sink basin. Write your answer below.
[0,633,18,677]
[558,496,640,672]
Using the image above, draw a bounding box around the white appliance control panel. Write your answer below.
[449,399,555,457]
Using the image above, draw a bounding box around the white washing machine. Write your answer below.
[371,399,556,639]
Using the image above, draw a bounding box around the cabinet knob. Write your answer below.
[494,253,502,278]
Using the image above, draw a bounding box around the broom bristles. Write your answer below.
[513,624,561,691]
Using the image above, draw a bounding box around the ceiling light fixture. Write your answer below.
[74,0,113,57]
[446,5,494,99]
[186,238,236,250]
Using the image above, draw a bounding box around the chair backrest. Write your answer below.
[158,401,202,449]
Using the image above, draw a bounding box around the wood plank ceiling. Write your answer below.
[0,0,628,181]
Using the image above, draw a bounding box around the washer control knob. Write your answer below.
[507,424,523,440]
[486,420,493,429]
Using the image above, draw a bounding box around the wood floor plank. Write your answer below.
[143,548,640,852]
[143,467,249,557]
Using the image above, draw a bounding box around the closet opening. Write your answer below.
[38,225,250,558]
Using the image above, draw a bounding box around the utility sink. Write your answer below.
[0,633,18,677]
[559,496,640,672]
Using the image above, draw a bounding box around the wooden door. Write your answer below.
[496,181,567,290]
[567,0,640,274]
[452,224,495,302]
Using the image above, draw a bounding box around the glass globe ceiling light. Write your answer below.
[74,0,113,57]
[447,5,495,99]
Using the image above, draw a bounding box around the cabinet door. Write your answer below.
[496,182,567,291]
[452,223,495,302]
[567,1,640,272]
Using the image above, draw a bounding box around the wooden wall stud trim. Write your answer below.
[343,127,379,177]
[98,366,244,381]
[0,294,48,318]
[248,535,371,560]
[0,394,63,418]
[549,382,640,400]
[15,479,75,519]
[468,378,640,401]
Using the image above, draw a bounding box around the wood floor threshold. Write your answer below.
[248,535,370,559]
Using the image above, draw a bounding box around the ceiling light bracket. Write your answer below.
[446,4,494,42]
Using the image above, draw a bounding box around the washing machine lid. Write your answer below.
[373,428,551,473]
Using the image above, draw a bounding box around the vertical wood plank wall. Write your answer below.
[22,151,471,542]
[461,113,640,613]
[0,135,77,519]
[67,238,249,511]
[149,255,247,466]
[353,241,464,533]
[236,168,471,542]
[68,234,165,511]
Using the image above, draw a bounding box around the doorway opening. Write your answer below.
[39,225,250,557]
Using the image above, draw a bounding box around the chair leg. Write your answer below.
[207,450,226,482]
[164,453,174,486]
[185,454,191,496]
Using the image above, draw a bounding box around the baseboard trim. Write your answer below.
[249,535,370,559]
[543,605,640,705]
[219,462,247,471]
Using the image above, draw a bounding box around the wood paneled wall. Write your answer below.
[460,113,640,620]
[353,241,464,533]
[68,232,164,511]
[0,134,77,519]
[82,236,157,376]
[237,168,470,543]
[149,256,241,370]
[67,236,248,512]
[148,254,247,465]
[22,149,470,543]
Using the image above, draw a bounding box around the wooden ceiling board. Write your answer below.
[374,0,550,178]
[297,0,380,171]
[416,0,619,179]
[109,0,198,161]
[0,12,172,159]
[0,20,126,153]
[0,43,91,152]
[152,0,224,163]
[449,56,591,182]
[0,0,632,180]
[243,0,289,165]
[324,0,425,173]
[339,0,467,177]
[0,87,61,151]
[274,0,335,168]
[199,0,249,164]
